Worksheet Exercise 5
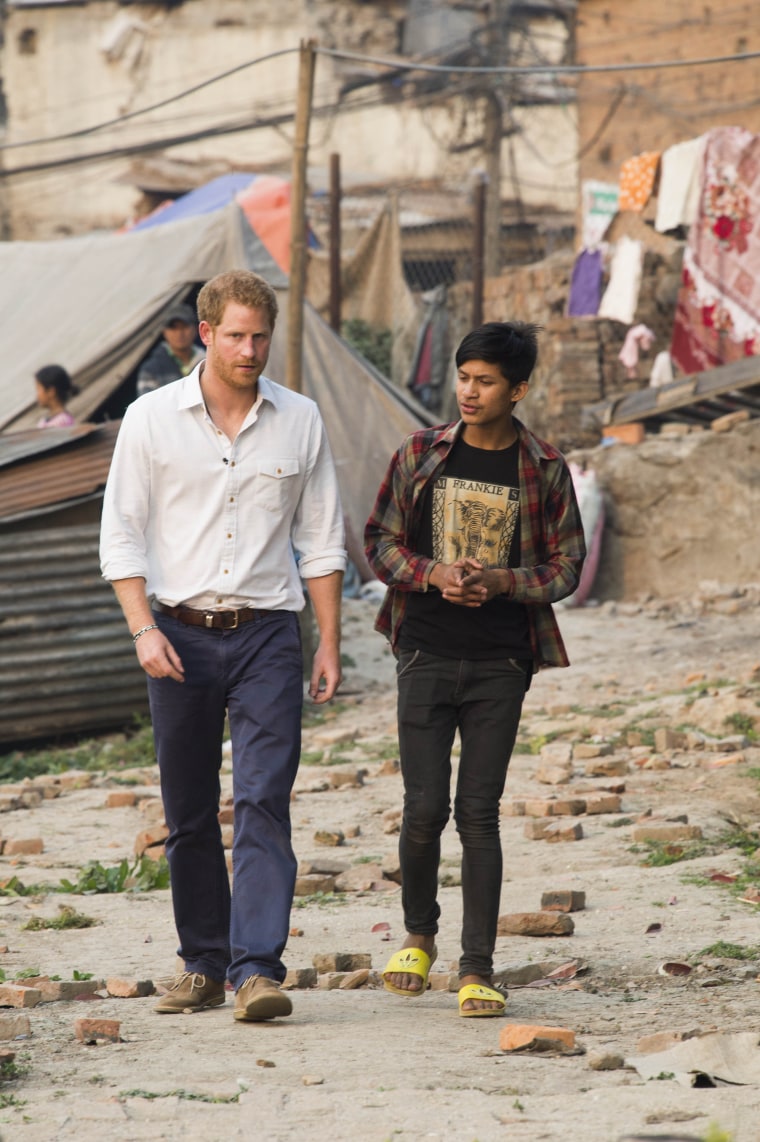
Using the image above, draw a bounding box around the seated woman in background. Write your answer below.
[35,365,78,428]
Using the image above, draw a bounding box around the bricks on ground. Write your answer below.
[500,1023,576,1051]
[0,984,42,1008]
[73,1018,121,1045]
[541,890,585,912]
[134,824,169,857]
[312,953,371,974]
[105,791,137,809]
[0,1014,31,1040]
[1,837,44,856]
[523,819,583,842]
[631,822,703,843]
[497,912,574,937]
[505,791,622,825]
[20,977,104,1002]
[106,978,155,998]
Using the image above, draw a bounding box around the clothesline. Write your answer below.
[568,126,760,386]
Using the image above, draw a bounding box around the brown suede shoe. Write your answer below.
[154,972,226,1014]
[234,975,293,1022]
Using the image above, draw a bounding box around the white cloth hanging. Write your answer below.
[655,135,706,233]
[649,350,674,388]
[598,237,644,325]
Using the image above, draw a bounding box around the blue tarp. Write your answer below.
[129,173,256,231]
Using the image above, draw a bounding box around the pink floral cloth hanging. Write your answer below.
[618,151,660,212]
[671,126,760,373]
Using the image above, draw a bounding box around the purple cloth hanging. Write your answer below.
[567,249,603,316]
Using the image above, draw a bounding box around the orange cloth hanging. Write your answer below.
[618,151,660,212]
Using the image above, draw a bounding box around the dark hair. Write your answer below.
[35,364,78,403]
[455,322,541,385]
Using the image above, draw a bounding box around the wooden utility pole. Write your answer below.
[328,152,342,334]
[483,91,502,279]
[286,39,317,393]
[472,174,486,328]
[483,0,509,278]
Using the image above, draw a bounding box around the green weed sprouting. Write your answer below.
[59,856,170,894]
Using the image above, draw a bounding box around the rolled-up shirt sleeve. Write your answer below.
[292,411,347,580]
[99,403,151,582]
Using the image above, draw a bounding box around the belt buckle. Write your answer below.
[204,609,239,630]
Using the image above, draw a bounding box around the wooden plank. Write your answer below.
[586,355,760,428]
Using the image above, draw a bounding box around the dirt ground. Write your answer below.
[1,593,760,1142]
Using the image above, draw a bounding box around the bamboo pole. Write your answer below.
[472,174,486,329]
[483,91,502,280]
[328,152,342,334]
[286,39,316,393]
[482,0,508,278]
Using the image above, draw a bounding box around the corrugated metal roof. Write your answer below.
[0,523,149,746]
[0,423,101,470]
[0,421,119,523]
[7,1,88,8]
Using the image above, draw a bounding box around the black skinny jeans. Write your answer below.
[396,649,528,980]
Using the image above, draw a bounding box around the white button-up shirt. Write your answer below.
[100,366,346,611]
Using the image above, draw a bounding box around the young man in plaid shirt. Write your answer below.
[365,322,585,1016]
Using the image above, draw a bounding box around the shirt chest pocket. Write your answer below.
[254,457,301,512]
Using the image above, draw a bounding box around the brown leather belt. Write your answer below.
[154,602,273,630]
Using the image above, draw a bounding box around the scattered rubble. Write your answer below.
[541,890,586,912]
[73,1018,122,1045]
[0,597,759,1136]
[497,912,575,937]
[500,1023,577,1052]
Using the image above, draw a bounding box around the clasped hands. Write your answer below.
[430,558,507,607]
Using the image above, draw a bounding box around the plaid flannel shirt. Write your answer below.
[363,417,586,669]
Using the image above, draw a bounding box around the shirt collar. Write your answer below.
[436,416,554,463]
[177,363,279,412]
[513,416,555,462]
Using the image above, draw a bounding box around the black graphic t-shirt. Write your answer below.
[398,436,532,661]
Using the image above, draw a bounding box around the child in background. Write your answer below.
[35,365,77,428]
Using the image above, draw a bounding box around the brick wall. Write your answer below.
[447,233,684,451]
[576,1,760,187]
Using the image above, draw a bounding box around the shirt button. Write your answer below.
[223,569,229,575]
[229,497,234,503]
[231,461,236,468]
[227,533,232,539]
[276,467,282,474]
[217,597,223,603]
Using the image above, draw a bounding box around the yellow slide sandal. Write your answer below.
[458,983,506,1018]
[382,946,437,997]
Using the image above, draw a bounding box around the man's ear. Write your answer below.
[511,380,529,405]
[198,320,213,347]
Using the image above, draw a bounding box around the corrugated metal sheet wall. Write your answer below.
[0,523,149,746]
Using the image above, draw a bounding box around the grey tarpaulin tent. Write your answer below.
[0,200,432,564]
[1,203,287,433]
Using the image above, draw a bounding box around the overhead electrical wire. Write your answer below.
[0,47,298,152]
[317,45,760,76]
[2,41,760,159]
[3,27,759,191]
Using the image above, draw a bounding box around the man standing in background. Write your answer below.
[136,302,205,395]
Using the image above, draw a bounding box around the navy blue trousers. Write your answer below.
[396,649,528,980]
[147,610,302,987]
